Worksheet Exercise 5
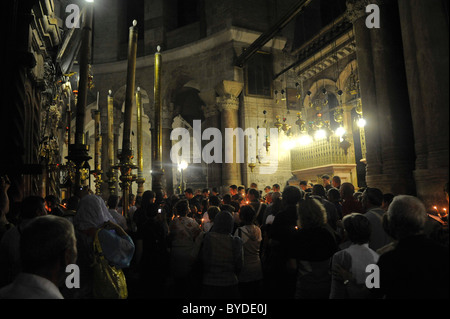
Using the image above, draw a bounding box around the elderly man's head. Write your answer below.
[20,215,77,283]
[384,195,427,240]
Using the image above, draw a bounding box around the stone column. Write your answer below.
[216,80,244,191]
[368,0,415,195]
[346,0,383,180]
[200,89,222,189]
[346,0,416,195]
[398,0,449,208]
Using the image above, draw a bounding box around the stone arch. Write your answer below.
[303,78,337,108]
[303,78,339,125]
[173,86,205,125]
[170,113,206,192]
[163,67,205,125]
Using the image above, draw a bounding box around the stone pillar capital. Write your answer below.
[199,89,219,118]
[215,80,244,99]
[216,95,240,113]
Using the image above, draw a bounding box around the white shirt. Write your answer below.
[330,243,379,299]
[0,273,64,299]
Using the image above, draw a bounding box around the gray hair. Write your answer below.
[386,195,427,240]
[20,215,77,272]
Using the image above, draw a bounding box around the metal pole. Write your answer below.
[106,90,117,196]
[117,20,138,220]
[66,2,93,194]
[152,45,164,202]
[136,87,145,197]
[75,3,93,145]
[92,108,102,195]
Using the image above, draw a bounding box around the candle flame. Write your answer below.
[108,90,112,96]
[157,45,161,53]
[133,20,137,27]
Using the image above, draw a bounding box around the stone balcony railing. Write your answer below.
[291,135,355,171]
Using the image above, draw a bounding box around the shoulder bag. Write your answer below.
[91,229,128,299]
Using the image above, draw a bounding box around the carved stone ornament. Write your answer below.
[345,0,383,23]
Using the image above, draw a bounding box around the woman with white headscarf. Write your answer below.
[68,195,135,299]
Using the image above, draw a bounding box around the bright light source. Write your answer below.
[335,126,346,137]
[282,139,296,150]
[358,118,367,128]
[298,134,312,146]
[85,0,94,3]
[315,129,327,140]
[178,160,188,171]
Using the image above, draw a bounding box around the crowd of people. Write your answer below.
[0,174,448,299]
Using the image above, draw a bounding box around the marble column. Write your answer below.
[398,0,449,208]
[216,80,244,191]
[200,89,222,189]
